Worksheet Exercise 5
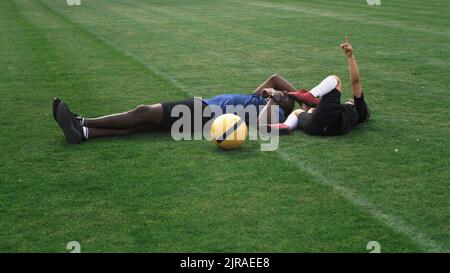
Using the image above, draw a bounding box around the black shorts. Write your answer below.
[160,98,211,131]
[298,89,369,136]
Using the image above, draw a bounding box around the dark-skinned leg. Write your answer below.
[88,124,157,139]
[85,103,163,129]
[254,74,298,94]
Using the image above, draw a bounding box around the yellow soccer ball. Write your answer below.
[211,114,248,150]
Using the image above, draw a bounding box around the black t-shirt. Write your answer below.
[339,93,370,133]
[303,89,369,136]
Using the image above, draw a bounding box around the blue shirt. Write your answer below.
[203,94,285,123]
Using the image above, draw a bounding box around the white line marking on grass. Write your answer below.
[43,1,449,253]
[99,44,195,97]
[277,150,449,252]
[45,1,195,97]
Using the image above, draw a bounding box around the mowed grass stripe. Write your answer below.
[38,0,446,252]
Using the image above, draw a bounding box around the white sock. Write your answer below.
[283,112,299,130]
[310,76,338,97]
[80,118,85,126]
[82,126,89,139]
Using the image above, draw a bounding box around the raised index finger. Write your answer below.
[344,36,349,44]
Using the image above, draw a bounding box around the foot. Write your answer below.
[52,98,85,125]
[288,89,320,107]
[55,102,85,144]
[266,123,292,135]
[52,98,61,121]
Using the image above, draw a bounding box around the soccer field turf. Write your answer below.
[0,0,449,252]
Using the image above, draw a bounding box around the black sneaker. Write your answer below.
[56,102,84,144]
[53,98,84,125]
[52,98,61,121]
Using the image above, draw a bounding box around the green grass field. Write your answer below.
[1,0,449,252]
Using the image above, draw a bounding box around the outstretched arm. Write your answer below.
[340,36,363,98]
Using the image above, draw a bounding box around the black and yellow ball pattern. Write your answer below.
[211,114,248,150]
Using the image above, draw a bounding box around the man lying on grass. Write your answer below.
[53,74,296,144]
[268,36,370,136]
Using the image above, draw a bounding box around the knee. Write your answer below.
[330,75,342,92]
[330,75,341,83]
[132,104,152,117]
[292,108,305,117]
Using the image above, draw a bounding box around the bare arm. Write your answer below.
[340,36,363,98]
[253,74,297,96]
